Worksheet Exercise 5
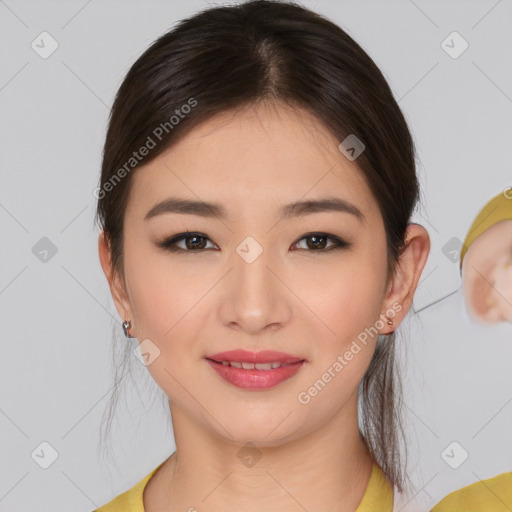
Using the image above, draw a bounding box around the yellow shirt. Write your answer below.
[431,472,512,511]
[94,462,393,511]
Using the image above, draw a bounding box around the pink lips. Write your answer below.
[205,349,306,390]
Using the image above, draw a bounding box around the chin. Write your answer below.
[206,410,303,446]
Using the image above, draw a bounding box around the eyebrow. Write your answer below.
[144,196,364,222]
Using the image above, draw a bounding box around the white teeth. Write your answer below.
[219,361,285,369]
[255,362,273,370]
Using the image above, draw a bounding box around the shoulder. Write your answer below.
[93,462,165,512]
[431,472,512,512]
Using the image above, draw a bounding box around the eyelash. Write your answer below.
[155,231,351,254]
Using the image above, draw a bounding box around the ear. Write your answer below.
[379,223,431,333]
[98,231,134,332]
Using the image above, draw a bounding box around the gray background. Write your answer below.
[1,0,511,510]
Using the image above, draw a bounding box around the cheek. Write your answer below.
[290,245,388,397]
[305,246,387,344]
[325,269,383,330]
[124,242,211,341]
[493,264,512,302]
[309,267,384,377]
[122,247,214,396]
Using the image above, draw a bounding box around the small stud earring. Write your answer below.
[387,317,394,326]
[122,320,134,338]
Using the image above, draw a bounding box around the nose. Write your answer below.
[218,241,292,335]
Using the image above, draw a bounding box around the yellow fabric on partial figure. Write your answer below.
[431,472,512,511]
[460,188,512,270]
[94,461,393,512]
[94,460,164,512]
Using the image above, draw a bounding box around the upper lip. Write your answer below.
[205,349,306,364]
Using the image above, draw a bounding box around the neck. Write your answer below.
[149,394,379,512]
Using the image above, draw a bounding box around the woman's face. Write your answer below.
[106,103,398,445]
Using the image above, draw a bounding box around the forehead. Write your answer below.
[127,102,378,222]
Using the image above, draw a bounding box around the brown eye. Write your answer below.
[156,232,216,253]
[183,234,208,250]
[293,233,350,252]
[306,235,329,250]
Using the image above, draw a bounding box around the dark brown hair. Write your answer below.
[95,0,418,493]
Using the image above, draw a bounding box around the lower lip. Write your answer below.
[205,359,305,390]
